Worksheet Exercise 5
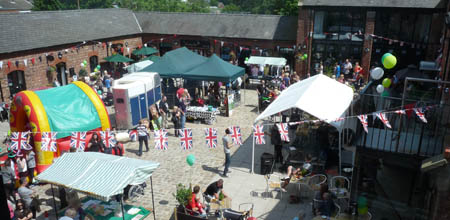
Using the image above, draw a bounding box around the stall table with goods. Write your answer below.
[59,197,150,220]
[186,106,220,124]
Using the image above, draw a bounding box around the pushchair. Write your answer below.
[220,203,254,220]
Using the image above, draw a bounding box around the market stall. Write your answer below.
[36,152,160,220]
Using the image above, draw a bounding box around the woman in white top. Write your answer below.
[17,154,28,183]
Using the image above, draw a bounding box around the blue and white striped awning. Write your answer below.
[36,152,160,201]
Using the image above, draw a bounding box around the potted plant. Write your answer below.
[173,184,192,213]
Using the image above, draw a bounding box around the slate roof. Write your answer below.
[135,12,297,41]
[301,0,446,8]
[0,0,33,11]
[0,9,142,54]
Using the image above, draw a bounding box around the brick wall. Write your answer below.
[296,7,312,78]
[361,11,376,81]
[0,36,142,101]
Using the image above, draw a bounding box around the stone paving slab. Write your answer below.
[12,89,314,220]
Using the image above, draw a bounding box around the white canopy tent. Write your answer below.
[252,74,354,173]
[126,60,153,73]
[244,56,287,66]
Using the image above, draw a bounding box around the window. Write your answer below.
[89,56,98,73]
[8,70,26,98]
[314,10,366,41]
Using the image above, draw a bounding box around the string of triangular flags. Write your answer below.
[8,105,437,152]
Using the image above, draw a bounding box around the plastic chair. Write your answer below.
[329,176,350,191]
[308,174,327,191]
[264,174,285,200]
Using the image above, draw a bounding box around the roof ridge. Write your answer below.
[0,8,131,16]
[134,11,285,18]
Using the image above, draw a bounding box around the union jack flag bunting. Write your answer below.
[129,130,138,142]
[277,123,290,142]
[204,128,218,149]
[154,129,168,150]
[394,109,406,115]
[11,132,31,151]
[357,115,369,133]
[101,131,116,148]
[253,125,265,145]
[70,132,86,152]
[229,126,243,145]
[375,112,392,129]
[334,117,345,122]
[180,128,193,150]
[41,132,58,152]
[414,108,428,123]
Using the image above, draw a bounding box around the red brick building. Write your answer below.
[296,0,446,79]
[0,9,298,102]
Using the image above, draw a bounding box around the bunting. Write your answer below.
[154,129,168,150]
[357,115,369,133]
[414,108,428,123]
[277,123,290,142]
[204,128,218,149]
[100,131,116,148]
[253,125,265,145]
[395,109,406,115]
[41,132,58,152]
[129,130,138,142]
[70,132,86,152]
[180,128,193,150]
[229,126,243,145]
[376,112,392,129]
[11,132,31,151]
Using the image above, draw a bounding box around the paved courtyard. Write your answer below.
[8,89,312,220]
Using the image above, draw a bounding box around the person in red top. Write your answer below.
[186,185,206,218]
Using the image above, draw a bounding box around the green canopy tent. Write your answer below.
[142,55,161,62]
[139,47,207,78]
[132,47,159,56]
[104,54,134,63]
[184,54,245,82]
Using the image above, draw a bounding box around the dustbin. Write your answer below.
[260,153,274,175]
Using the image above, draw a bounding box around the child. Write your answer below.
[172,106,181,137]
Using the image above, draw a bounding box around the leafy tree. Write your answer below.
[118,0,209,13]
[222,4,241,13]
[32,0,63,11]
[210,0,218,6]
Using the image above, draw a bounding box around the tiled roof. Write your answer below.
[0,8,142,54]
[301,0,446,8]
[135,12,298,41]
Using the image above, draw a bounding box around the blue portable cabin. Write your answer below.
[112,72,161,129]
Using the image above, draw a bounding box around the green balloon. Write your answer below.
[186,154,195,166]
[97,65,101,69]
[381,53,392,64]
[97,90,102,95]
[383,54,397,69]
[381,90,389,97]
[303,54,308,58]
[245,57,249,61]
[83,60,87,65]
[382,78,392,88]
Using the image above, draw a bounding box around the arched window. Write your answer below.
[89,56,98,72]
[7,70,26,98]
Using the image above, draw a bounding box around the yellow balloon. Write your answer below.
[383,55,397,69]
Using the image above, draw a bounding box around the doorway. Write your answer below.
[7,70,26,99]
[56,62,68,86]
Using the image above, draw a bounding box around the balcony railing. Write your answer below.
[353,93,449,157]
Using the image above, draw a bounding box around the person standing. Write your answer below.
[158,96,169,129]
[17,153,28,184]
[1,158,16,202]
[137,120,149,156]
[178,94,187,130]
[318,61,324,75]
[172,106,181,137]
[26,150,36,185]
[267,123,283,164]
[87,133,103,152]
[334,63,341,79]
[343,59,353,80]
[104,75,112,93]
[222,128,234,177]
[353,62,362,79]
[17,179,37,219]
